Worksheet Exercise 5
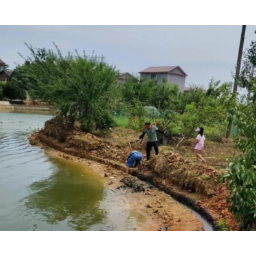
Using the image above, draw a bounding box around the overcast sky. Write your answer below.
[1,25,256,89]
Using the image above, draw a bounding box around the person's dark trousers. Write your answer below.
[146,141,159,160]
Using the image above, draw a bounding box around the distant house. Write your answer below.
[184,87,192,93]
[0,58,12,83]
[0,70,13,83]
[139,66,187,92]
[0,58,6,72]
[118,72,134,84]
[184,87,207,93]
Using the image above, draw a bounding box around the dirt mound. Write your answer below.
[146,148,222,197]
[67,133,104,151]
[41,120,222,198]
[44,117,71,142]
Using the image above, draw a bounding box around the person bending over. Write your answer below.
[126,150,143,174]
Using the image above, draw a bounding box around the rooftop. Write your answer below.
[0,69,13,77]
[0,58,6,66]
[139,66,187,76]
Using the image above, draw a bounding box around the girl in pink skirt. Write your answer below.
[194,127,205,162]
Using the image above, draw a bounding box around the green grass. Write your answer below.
[113,115,129,128]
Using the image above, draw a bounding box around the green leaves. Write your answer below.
[162,81,231,138]
[1,81,27,100]
[224,32,256,230]
[121,76,180,111]
[16,43,118,133]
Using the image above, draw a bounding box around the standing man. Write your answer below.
[137,122,164,161]
[125,150,143,174]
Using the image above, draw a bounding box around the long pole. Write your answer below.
[233,25,246,93]
[226,25,246,138]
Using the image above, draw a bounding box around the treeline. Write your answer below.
[3,43,233,139]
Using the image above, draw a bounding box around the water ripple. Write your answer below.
[0,112,139,231]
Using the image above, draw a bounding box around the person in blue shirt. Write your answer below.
[125,150,143,174]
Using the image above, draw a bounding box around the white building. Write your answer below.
[139,66,187,92]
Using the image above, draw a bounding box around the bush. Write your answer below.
[205,124,227,143]
[2,81,26,100]
[80,113,116,133]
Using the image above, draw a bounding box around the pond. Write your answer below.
[0,112,141,231]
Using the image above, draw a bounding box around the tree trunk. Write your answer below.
[226,25,246,138]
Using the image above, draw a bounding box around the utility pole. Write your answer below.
[226,25,246,138]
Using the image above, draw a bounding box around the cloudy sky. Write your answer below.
[1,25,256,89]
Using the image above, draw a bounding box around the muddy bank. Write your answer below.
[30,139,203,231]
[28,118,239,230]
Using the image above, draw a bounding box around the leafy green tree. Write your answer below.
[2,81,26,100]
[121,76,156,105]
[163,81,231,139]
[175,85,206,114]
[223,31,256,230]
[9,62,39,100]
[150,81,180,111]
[18,43,119,132]
[121,76,180,114]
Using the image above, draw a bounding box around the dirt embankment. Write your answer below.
[0,100,53,112]
[29,117,239,231]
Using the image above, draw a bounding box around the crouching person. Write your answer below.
[126,150,143,174]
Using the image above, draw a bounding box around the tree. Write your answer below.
[162,80,231,140]
[150,81,179,111]
[19,43,119,133]
[223,31,256,230]
[121,76,157,105]
[10,64,34,90]
[121,76,180,111]
[2,81,27,100]
[175,85,206,114]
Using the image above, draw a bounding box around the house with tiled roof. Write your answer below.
[0,58,12,83]
[139,66,187,92]
[0,58,6,72]
[118,72,134,84]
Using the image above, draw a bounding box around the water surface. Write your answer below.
[0,112,141,231]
